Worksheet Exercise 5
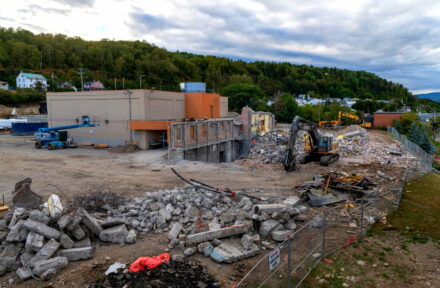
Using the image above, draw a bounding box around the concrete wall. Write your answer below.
[168,119,242,163]
[220,97,228,117]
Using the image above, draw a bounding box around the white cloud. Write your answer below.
[1,0,440,91]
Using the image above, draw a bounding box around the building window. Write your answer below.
[176,126,183,141]
[190,125,196,140]
[201,124,207,137]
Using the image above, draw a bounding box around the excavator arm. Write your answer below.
[284,116,320,172]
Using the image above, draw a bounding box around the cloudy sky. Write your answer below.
[1,0,440,93]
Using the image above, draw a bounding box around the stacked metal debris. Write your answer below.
[295,172,378,207]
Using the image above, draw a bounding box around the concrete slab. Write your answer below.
[186,225,249,245]
[22,219,60,240]
[59,247,93,261]
[99,224,128,244]
[210,240,260,263]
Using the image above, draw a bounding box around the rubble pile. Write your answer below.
[337,127,413,167]
[241,131,289,165]
[0,197,137,282]
[93,260,219,288]
[100,185,311,263]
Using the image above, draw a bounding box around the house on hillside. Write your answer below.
[83,80,105,91]
[0,81,9,90]
[16,72,48,90]
[57,81,77,91]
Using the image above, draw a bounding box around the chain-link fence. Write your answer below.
[387,126,433,171]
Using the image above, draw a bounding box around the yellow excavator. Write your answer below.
[318,112,372,129]
[284,116,339,171]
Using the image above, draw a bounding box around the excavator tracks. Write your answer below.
[319,153,339,166]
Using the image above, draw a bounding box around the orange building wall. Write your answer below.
[185,93,220,119]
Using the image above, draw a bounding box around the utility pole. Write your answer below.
[51,72,55,92]
[126,90,133,143]
[78,68,84,91]
[139,75,145,89]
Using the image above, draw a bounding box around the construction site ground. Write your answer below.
[0,129,410,287]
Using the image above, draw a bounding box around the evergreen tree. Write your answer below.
[419,127,433,153]
[394,120,404,134]
[408,122,421,144]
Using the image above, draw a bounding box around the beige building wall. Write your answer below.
[46,90,185,148]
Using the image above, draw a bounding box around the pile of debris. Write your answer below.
[238,131,289,167]
[94,260,219,288]
[336,127,412,167]
[0,180,137,282]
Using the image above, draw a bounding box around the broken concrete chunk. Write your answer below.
[254,204,288,215]
[99,224,128,244]
[159,208,172,221]
[79,208,103,236]
[271,230,292,242]
[259,220,283,237]
[16,267,32,280]
[241,234,254,250]
[186,225,249,245]
[60,233,75,249]
[28,239,60,267]
[22,219,60,240]
[0,243,23,276]
[101,217,126,228]
[72,225,86,241]
[168,222,183,241]
[29,210,50,225]
[210,240,260,263]
[183,247,196,256]
[184,206,199,218]
[197,242,211,253]
[125,229,137,244]
[6,220,29,242]
[12,178,43,209]
[32,256,68,279]
[20,251,35,266]
[283,196,300,206]
[25,231,45,252]
[40,268,57,281]
[67,215,82,231]
[74,237,92,248]
[59,247,93,261]
[284,220,297,231]
[57,215,72,230]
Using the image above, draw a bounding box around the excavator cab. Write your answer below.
[317,137,333,153]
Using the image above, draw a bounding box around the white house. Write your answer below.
[0,81,8,90]
[16,72,48,90]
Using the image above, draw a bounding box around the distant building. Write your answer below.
[373,112,404,128]
[0,81,9,90]
[418,113,435,123]
[399,106,412,113]
[83,80,105,91]
[57,81,77,91]
[16,72,48,90]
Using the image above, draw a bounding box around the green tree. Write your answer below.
[408,122,422,144]
[273,93,299,122]
[221,83,265,112]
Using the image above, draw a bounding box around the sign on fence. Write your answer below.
[268,247,280,271]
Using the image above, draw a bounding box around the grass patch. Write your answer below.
[377,173,440,240]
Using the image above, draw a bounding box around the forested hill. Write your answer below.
[0,27,413,101]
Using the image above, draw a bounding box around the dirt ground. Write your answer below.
[0,129,409,287]
[304,231,440,288]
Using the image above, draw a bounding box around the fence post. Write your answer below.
[360,200,365,239]
[321,211,326,258]
[287,236,292,288]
